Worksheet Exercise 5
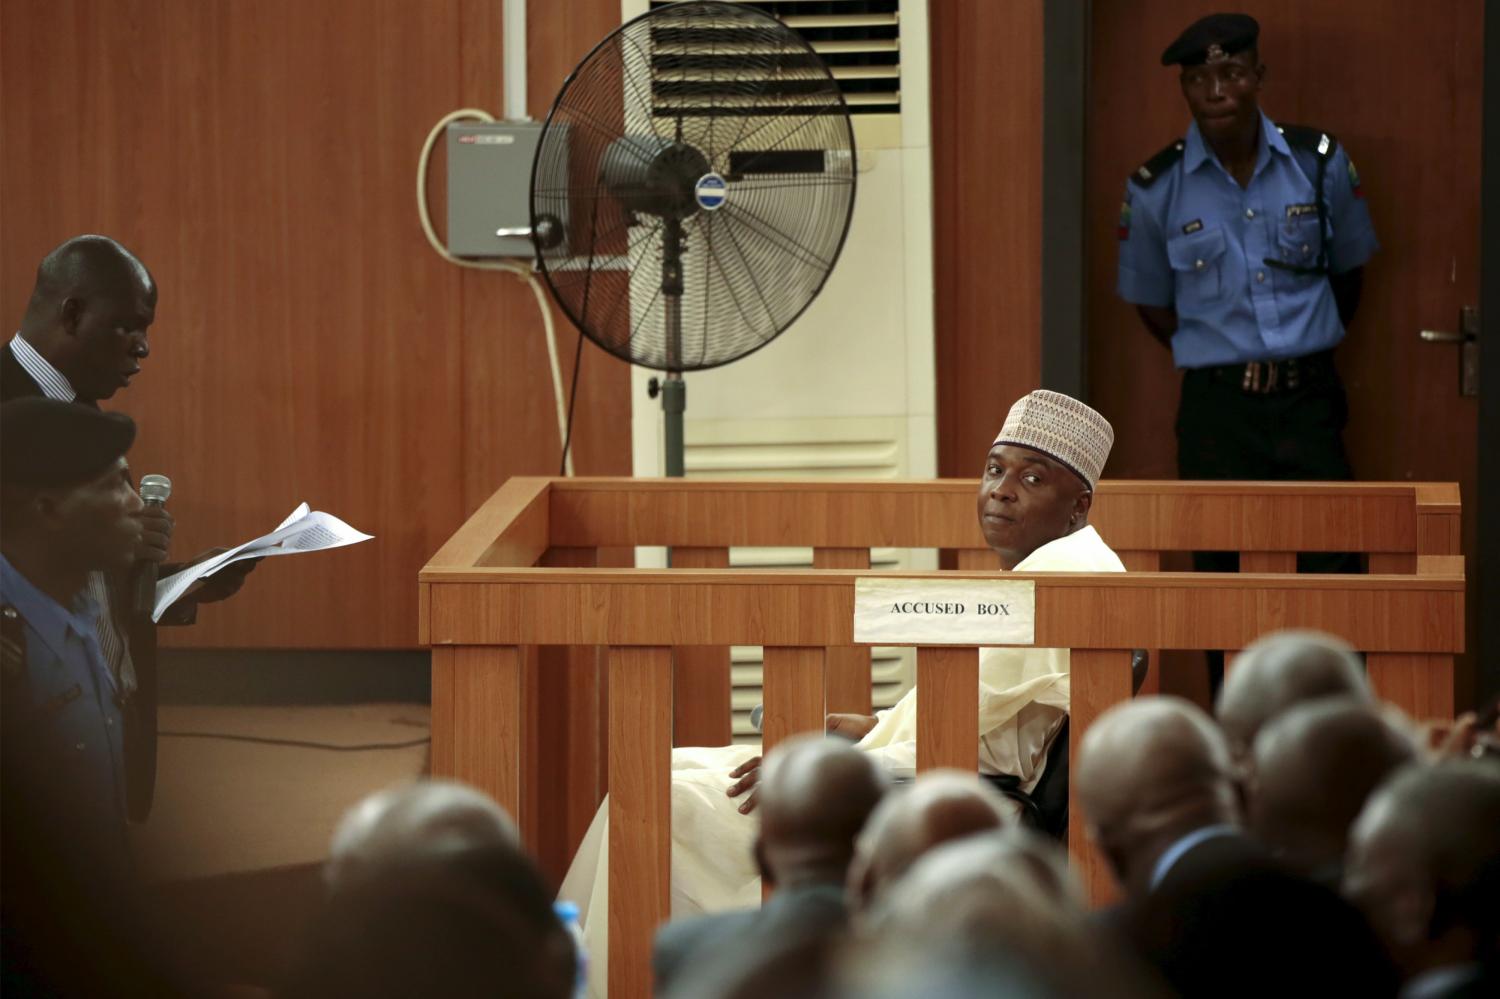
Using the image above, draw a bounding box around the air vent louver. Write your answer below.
[647,0,901,117]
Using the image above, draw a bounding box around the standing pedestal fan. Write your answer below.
[522,0,857,476]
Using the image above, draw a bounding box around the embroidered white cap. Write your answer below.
[992,390,1114,489]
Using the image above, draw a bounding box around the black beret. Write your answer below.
[0,397,135,489]
[1161,13,1259,67]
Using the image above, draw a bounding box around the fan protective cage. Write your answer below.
[530,0,857,372]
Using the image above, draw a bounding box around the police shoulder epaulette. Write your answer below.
[1276,123,1338,160]
[1132,139,1186,188]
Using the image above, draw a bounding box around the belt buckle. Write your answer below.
[1243,361,1276,394]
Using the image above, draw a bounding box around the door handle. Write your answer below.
[1417,306,1479,397]
[1418,306,1479,343]
[1419,329,1468,343]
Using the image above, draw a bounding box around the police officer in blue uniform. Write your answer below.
[1117,14,1379,577]
[2,399,144,881]
[0,398,192,993]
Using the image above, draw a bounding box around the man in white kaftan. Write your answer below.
[558,391,1122,996]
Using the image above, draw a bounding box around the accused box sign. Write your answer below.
[853,578,1036,646]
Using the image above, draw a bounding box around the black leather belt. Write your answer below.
[1195,350,1337,395]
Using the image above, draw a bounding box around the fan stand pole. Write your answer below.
[662,302,685,573]
[662,369,685,477]
[661,217,687,478]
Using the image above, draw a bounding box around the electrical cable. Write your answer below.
[159,731,431,752]
[416,108,573,475]
[558,329,585,475]
[556,166,607,476]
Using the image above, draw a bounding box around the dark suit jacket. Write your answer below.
[1119,830,1400,999]
[653,882,846,993]
[0,340,44,401]
[2,342,187,821]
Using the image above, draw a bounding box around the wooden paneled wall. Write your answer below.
[930,0,1044,478]
[0,0,630,648]
[1,0,1050,647]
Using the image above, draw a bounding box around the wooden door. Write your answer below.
[1087,0,1483,708]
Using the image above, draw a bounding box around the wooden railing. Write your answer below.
[419,477,1463,998]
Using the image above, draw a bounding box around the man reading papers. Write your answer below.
[559,390,1123,993]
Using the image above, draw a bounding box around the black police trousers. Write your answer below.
[1176,360,1360,575]
[1176,360,1362,691]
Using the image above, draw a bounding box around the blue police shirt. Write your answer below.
[1,554,130,874]
[1117,109,1379,369]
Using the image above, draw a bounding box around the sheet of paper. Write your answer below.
[153,503,372,621]
[275,502,310,531]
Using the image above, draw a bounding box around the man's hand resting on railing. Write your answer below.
[826,712,878,742]
[725,712,881,814]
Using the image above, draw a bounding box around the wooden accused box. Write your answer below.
[420,477,1463,998]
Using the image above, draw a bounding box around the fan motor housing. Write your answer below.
[602,137,712,220]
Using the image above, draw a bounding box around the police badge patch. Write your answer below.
[1118,198,1132,240]
[1348,159,1364,198]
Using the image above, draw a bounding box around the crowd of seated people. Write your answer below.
[263,639,1494,999]
[11,660,1438,999]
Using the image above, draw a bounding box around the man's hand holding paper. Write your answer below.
[153,502,373,621]
[179,547,261,604]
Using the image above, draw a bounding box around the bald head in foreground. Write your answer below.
[654,735,887,992]
[846,770,1017,913]
[861,828,1159,999]
[1075,697,1239,899]
[1216,629,1369,761]
[1250,697,1419,883]
[754,733,890,890]
[325,779,519,892]
[10,235,156,403]
[1082,700,1401,998]
[289,842,575,999]
[863,828,1083,953]
[1344,761,1500,988]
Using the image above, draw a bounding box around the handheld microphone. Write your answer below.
[134,474,173,616]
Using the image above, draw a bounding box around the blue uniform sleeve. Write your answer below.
[1116,181,1174,307]
[1325,145,1378,273]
